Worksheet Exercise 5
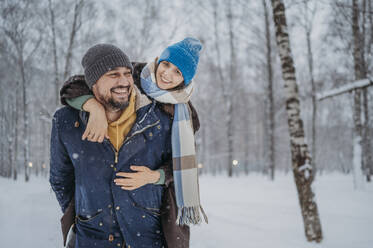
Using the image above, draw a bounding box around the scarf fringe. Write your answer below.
[176,205,209,226]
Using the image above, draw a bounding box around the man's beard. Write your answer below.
[98,86,130,111]
[107,97,129,110]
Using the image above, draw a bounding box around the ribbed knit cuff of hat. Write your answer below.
[84,54,133,89]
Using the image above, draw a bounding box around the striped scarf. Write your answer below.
[140,60,207,225]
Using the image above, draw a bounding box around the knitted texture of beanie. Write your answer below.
[158,37,202,85]
[81,44,133,89]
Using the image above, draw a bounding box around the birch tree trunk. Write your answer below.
[263,0,275,180]
[8,101,15,180]
[48,0,60,106]
[302,0,318,178]
[3,99,14,178]
[270,0,322,242]
[360,0,372,182]
[244,121,250,175]
[307,29,318,178]
[226,0,236,177]
[352,0,365,189]
[366,1,373,182]
[362,89,371,182]
[0,105,4,177]
[14,81,19,180]
[19,50,30,182]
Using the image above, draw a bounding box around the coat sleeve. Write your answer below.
[159,159,174,187]
[49,112,75,213]
[66,95,94,111]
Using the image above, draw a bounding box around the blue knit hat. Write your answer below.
[158,37,202,85]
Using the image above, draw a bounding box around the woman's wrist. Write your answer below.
[82,98,104,113]
[150,170,161,184]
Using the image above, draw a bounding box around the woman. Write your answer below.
[60,37,207,247]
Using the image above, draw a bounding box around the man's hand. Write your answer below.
[114,166,160,191]
[81,98,109,143]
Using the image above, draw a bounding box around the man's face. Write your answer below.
[92,67,134,111]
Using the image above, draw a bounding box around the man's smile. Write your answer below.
[111,87,129,98]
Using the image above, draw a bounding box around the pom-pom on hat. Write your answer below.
[158,37,202,85]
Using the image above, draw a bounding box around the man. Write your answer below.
[50,44,172,248]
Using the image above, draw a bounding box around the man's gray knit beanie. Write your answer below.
[81,44,133,89]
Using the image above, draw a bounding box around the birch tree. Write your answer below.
[0,104,5,177]
[48,0,59,106]
[296,0,319,177]
[262,0,276,180]
[270,0,322,242]
[360,0,372,182]
[328,0,373,183]
[226,0,237,177]
[352,0,365,189]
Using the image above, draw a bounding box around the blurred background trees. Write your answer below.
[0,0,372,183]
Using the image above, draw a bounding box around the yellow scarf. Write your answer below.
[108,89,137,151]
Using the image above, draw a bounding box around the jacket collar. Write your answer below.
[125,100,159,141]
[133,84,152,111]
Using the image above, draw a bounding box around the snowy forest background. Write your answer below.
[1,0,373,181]
[1,0,373,247]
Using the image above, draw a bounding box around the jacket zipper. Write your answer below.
[106,120,160,165]
[106,119,159,247]
[114,151,118,164]
[124,120,160,143]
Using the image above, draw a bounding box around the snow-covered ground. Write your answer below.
[0,173,372,248]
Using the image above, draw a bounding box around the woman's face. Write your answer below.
[156,61,184,90]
